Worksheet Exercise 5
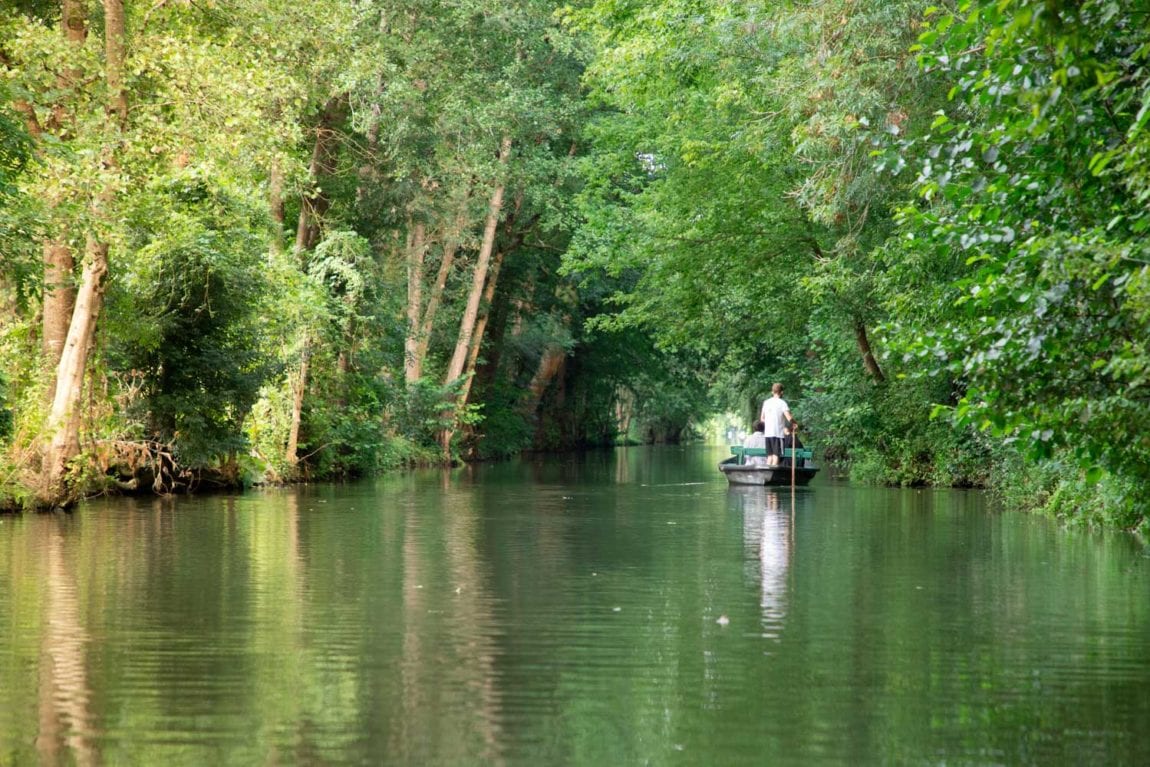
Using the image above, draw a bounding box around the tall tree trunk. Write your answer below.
[38,0,88,394]
[468,196,539,404]
[294,94,346,254]
[38,0,124,507]
[520,293,573,422]
[412,194,471,376]
[455,193,540,452]
[103,0,128,127]
[285,340,310,471]
[456,246,507,409]
[403,220,427,384]
[439,137,511,455]
[854,319,885,382]
[616,387,634,442]
[40,242,109,505]
[521,343,567,419]
[469,200,531,402]
[411,236,455,375]
[42,239,76,382]
[444,136,512,388]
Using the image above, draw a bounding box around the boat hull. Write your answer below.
[719,457,819,487]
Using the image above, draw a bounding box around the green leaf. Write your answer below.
[1088,151,1115,176]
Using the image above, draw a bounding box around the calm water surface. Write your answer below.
[2,446,1149,765]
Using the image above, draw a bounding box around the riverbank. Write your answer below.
[0,434,455,513]
[5,438,1146,540]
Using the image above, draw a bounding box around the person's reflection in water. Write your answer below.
[738,489,792,640]
[758,491,792,639]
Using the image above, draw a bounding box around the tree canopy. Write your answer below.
[0,0,1147,531]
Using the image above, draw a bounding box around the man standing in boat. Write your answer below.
[759,383,795,466]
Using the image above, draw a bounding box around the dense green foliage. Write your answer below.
[889,0,1150,528]
[0,0,1147,530]
[562,0,981,486]
[559,0,1149,531]
[0,0,697,509]
[109,176,276,464]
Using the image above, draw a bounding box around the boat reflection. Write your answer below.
[731,487,793,640]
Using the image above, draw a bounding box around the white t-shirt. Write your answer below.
[742,431,768,466]
[760,396,790,439]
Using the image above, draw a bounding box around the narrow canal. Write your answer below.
[2,446,1148,765]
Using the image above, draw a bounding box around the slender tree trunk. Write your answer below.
[469,198,540,403]
[854,319,885,382]
[412,237,455,374]
[285,341,310,471]
[356,99,382,207]
[403,220,427,384]
[520,292,573,421]
[454,193,539,451]
[522,343,567,418]
[412,194,471,375]
[444,136,512,388]
[439,137,511,455]
[616,387,634,442]
[295,94,346,254]
[456,246,507,408]
[471,195,542,407]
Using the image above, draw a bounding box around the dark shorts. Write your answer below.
[765,437,783,457]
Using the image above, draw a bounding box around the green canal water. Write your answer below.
[2,446,1149,765]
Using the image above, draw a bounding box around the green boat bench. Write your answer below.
[729,446,813,465]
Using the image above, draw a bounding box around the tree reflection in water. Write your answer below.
[38,520,96,766]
